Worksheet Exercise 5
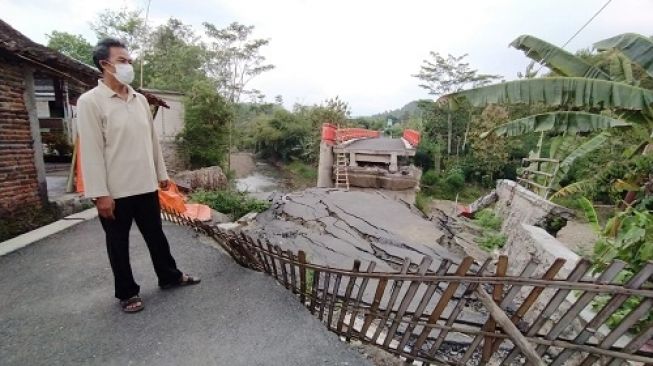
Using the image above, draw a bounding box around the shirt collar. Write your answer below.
[97,79,137,100]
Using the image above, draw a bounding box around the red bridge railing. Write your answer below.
[321,123,419,147]
[403,129,420,147]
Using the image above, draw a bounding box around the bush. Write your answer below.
[444,167,464,190]
[178,81,233,169]
[189,190,270,219]
[421,170,440,187]
[473,208,506,252]
[474,209,502,231]
[477,232,507,251]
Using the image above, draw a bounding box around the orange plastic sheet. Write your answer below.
[158,182,187,213]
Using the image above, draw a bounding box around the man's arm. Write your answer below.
[77,95,110,198]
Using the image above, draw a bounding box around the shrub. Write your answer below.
[477,232,507,251]
[444,167,464,190]
[421,170,440,187]
[178,81,233,169]
[473,209,502,231]
[189,190,270,219]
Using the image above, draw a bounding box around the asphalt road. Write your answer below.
[0,219,372,366]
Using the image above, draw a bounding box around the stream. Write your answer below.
[234,161,283,193]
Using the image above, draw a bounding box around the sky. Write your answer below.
[1,0,652,115]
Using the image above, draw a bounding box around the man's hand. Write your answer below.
[95,196,115,220]
[159,179,171,191]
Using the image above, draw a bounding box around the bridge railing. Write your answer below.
[321,123,380,144]
[403,129,420,147]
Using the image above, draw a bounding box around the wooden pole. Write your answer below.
[475,287,545,366]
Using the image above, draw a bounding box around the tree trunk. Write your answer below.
[447,111,452,155]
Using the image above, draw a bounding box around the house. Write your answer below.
[0,19,174,217]
[141,89,187,174]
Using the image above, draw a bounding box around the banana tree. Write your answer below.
[444,33,653,197]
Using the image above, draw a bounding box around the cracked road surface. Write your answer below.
[0,219,372,366]
[246,189,462,272]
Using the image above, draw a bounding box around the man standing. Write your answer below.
[77,38,200,313]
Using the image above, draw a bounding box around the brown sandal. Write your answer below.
[160,274,201,290]
[120,296,144,313]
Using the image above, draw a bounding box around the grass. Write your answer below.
[189,190,271,219]
[473,208,507,252]
[283,161,317,190]
[415,192,433,216]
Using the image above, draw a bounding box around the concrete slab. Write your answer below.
[0,219,372,366]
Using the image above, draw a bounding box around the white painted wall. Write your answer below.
[147,91,184,142]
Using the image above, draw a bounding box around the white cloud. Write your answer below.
[2,0,652,114]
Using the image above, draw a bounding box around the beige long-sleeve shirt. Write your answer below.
[77,80,168,199]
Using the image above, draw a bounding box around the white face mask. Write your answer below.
[109,63,135,85]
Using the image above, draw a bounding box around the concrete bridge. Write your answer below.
[316,124,421,191]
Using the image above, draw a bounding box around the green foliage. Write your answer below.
[45,31,93,65]
[91,8,147,51]
[415,192,433,216]
[577,196,601,232]
[0,205,59,242]
[252,109,311,162]
[443,167,465,190]
[138,18,210,91]
[178,81,233,169]
[284,161,317,189]
[510,35,610,79]
[474,209,502,231]
[473,209,506,252]
[189,190,270,219]
[420,167,486,202]
[477,232,507,252]
[203,22,274,103]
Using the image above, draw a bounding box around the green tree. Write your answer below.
[413,52,501,154]
[138,18,209,92]
[90,8,147,51]
[203,22,274,103]
[178,81,233,169]
[45,31,93,65]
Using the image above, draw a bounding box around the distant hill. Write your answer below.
[368,100,427,120]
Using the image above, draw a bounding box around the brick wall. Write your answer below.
[0,54,42,217]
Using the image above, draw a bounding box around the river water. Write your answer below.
[234,161,282,193]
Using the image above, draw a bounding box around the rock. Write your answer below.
[210,210,232,225]
[236,212,258,225]
[174,166,228,191]
[216,222,242,232]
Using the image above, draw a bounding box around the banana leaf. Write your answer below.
[577,196,601,233]
[510,35,610,80]
[447,77,653,115]
[608,51,635,84]
[480,112,631,138]
[594,33,653,79]
[552,131,611,190]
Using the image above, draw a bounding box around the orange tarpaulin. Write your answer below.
[75,140,212,221]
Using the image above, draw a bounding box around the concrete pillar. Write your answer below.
[23,68,48,205]
[389,153,398,173]
[317,141,334,188]
[349,152,358,167]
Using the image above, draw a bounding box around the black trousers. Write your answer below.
[99,191,182,300]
